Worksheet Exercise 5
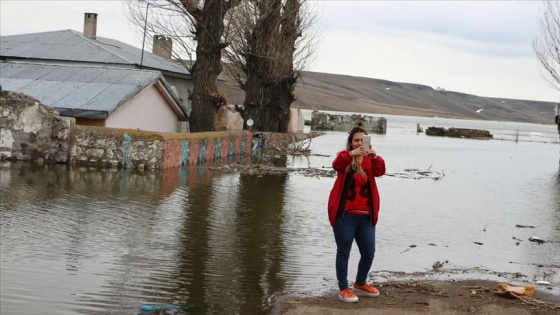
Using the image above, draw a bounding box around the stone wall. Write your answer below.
[71,127,316,169]
[1,90,319,169]
[0,90,75,164]
[69,125,165,169]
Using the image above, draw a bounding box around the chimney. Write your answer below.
[83,13,98,39]
[153,35,173,60]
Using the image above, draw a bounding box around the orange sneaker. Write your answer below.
[338,288,359,303]
[352,282,380,297]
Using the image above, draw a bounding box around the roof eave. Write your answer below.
[55,108,108,119]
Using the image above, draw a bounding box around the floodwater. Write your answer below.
[1,114,559,314]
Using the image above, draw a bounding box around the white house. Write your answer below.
[0,13,192,132]
[0,62,188,133]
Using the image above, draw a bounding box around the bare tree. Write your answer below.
[125,1,195,65]
[272,0,307,132]
[222,0,320,132]
[533,0,560,92]
[125,0,240,132]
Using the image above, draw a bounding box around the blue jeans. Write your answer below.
[333,213,376,290]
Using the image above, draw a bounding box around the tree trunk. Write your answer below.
[188,1,231,132]
[259,77,295,133]
[228,0,308,132]
[258,89,278,131]
[266,0,299,132]
[242,1,278,131]
[242,66,266,131]
[274,76,297,133]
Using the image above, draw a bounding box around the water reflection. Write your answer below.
[2,124,560,315]
[1,163,219,315]
[170,157,289,314]
[232,173,287,314]
[178,167,217,313]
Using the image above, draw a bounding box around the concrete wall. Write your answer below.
[288,108,305,133]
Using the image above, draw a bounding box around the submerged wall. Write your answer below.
[70,127,316,170]
[1,90,318,170]
[68,126,258,169]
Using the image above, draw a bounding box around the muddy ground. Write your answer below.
[272,279,560,315]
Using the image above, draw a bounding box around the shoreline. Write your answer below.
[299,104,472,121]
[272,278,560,315]
[298,105,558,126]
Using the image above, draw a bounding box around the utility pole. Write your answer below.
[140,3,149,69]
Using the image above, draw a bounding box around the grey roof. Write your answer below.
[0,61,188,120]
[0,29,190,78]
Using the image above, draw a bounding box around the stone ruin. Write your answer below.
[310,110,387,134]
[0,90,75,164]
[425,127,493,139]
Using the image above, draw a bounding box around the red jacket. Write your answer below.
[328,151,386,227]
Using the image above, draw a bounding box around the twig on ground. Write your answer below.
[510,294,558,310]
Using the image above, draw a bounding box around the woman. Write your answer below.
[327,126,386,303]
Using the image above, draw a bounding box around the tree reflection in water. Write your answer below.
[175,156,288,314]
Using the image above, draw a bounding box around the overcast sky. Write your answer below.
[1,0,558,103]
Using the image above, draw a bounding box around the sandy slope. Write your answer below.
[219,71,557,125]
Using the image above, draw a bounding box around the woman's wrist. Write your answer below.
[349,150,354,157]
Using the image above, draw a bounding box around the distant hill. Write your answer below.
[219,71,557,125]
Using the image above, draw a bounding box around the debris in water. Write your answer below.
[529,236,545,244]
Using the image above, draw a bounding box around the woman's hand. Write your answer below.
[350,147,368,157]
[367,148,377,159]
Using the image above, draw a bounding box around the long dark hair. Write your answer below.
[346,126,368,177]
